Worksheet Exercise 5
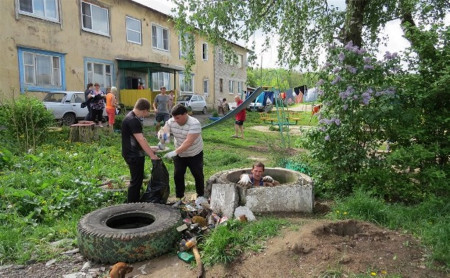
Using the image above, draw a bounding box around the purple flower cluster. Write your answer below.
[339,86,355,100]
[319,117,341,126]
[361,92,371,105]
[338,52,345,62]
[331,75,342,85]
[383,51,398,60]
[346,65,357,74]
[344,41,367,55]
[316,79,325,86]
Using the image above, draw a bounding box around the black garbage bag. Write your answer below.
[140,159,170,204]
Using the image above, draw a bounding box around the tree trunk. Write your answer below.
[69,122,96,143]
[342,0,369,46]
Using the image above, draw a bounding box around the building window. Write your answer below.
[152,72,170,91]
[126,16,141,44]
[202,43,208,61]
[179,73,194,94]
[18,47,64,92]
[237,54,243,68]
[152,24,169,51]
[219,78,223,93]
[81,1,109,36]
[179,33,194,58]
[203,79,209,94]
[85,59,113,88]
[229,80,234,94]
[237,81,242,93]
[18,0,59,22]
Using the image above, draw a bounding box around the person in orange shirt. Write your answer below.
[106,87,118,132]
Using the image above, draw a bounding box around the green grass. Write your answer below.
[0,112,448,272]
[199,217,289,266]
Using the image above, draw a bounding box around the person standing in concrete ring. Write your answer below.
[153,86,170,135]
[162,104,205,204]
[122,98,160,203]
[237,161,279,187]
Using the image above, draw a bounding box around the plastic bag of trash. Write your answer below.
[140,159,170,204]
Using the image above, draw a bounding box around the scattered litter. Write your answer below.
[177,251,194,263]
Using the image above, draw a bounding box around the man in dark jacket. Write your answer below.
[122,98,160,203]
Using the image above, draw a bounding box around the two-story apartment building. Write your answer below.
[0,0,247,109]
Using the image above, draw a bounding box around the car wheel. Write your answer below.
[77,203,181,263]
[62,113,76,125]
[202,106,207,114]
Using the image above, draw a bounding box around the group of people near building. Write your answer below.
[83,83,117,131]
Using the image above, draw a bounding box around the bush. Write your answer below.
[0,93,54,153]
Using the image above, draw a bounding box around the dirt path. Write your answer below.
[3,216,446,278]
[117,217,446,278]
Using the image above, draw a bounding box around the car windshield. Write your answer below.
[43,93,66,102]
[179,95,191,101]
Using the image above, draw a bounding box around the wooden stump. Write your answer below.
[70,122,96,142]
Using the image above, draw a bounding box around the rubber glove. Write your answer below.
[262,176,274,183]
[237,174,252,186]
[164,150,177,159]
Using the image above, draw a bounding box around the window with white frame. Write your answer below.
[228,80,234,94]
[85,59,113,88]
[202,43,208,61]
[237,81,242,93]
[152,72,170,91]
[18,48,63,91]
[219,78,223,93]
[126,16,141,44]
[203,79,209,94]
[18,0,59,22]
[237,54,243,68]
[81,1,109,36]
[179,73,194,93]
[152,24,169,51]
[179,33,194,58]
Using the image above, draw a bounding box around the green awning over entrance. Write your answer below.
[116,59,184,73]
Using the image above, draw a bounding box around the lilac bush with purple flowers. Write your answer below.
[306,41,402,194]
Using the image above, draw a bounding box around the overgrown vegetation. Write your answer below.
[0,92,54,153]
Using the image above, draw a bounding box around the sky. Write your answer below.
[133,0,444,69]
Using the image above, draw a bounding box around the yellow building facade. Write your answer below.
[0,0,247,109]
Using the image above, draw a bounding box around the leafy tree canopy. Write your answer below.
[172,0,449,69]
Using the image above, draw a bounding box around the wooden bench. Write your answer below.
[286,112,301,125]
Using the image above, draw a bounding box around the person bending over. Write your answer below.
[161,104,205,204]
[121,98,159,203]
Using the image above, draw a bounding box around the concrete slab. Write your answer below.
[210,183,239,219]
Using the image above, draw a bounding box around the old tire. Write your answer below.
[77,203,182,263]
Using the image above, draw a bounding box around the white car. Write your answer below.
[43,91,106,125]
[176,94,208,114]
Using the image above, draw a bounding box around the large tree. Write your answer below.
[172,0,448,69]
